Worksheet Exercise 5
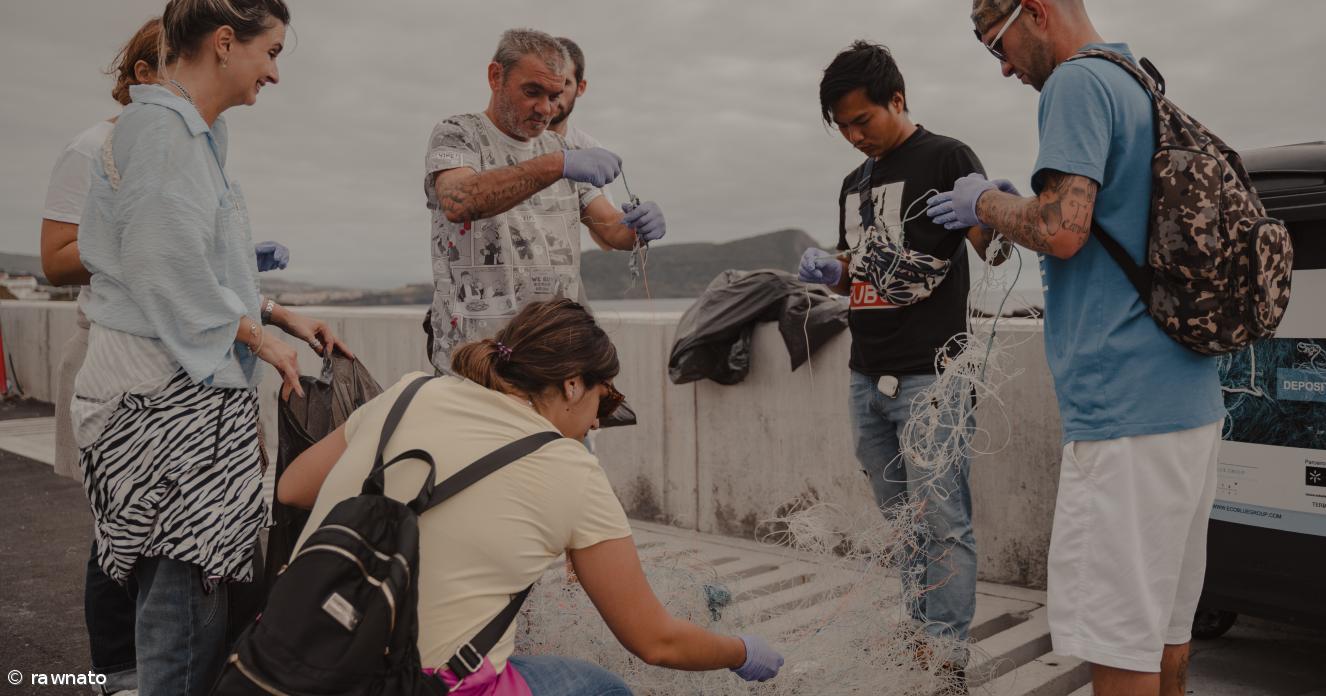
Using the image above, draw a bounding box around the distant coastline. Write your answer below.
[0,228,1043,317]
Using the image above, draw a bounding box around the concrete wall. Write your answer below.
[1,301,78,402]
[0,300,1062,588]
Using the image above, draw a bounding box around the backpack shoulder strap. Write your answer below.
[1092,222,1154,304]
[444,585,533,686]
[415,431,562,514]
[856,157,876,231]
[1064,49,1161,304]
[1139,57,1166,96]
[1067,48,1162,98]
[361,375,435,497]
[424,430,561,686]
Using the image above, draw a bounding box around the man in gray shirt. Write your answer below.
[424,28,667,370]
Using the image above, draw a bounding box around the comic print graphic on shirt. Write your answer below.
[844,180,906,311]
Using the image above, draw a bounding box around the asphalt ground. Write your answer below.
[0,449,95,696]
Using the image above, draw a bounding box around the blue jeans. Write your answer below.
[508,655,633,696]
[133,556,229,696]
[86,542,137,693]
[848,371,977,651]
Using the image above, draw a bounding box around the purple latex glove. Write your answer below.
[732,634,783,682]
[562,147,622,187]
[255,241,289,272]
[926,174,1021,231]
[798,247,842,286]
[621,201,666,242]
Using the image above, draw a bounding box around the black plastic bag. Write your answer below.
[263,354,383,590]
[779,282,850,371]
[668,269,847,385]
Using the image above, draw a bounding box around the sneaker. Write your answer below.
[911,638,970,696]
[933,664,969,696]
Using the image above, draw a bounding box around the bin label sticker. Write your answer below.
[1277,368,1326,403]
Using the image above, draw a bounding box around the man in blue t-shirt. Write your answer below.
[927,2,1225,694]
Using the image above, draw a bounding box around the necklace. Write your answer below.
[168,78,195,106]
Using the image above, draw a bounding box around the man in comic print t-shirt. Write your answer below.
[423,28,668,370]
[799,41,1005,690]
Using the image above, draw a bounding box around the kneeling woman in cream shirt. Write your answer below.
[278,299,783,696]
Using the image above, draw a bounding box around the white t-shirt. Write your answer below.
[295,373,633,671]
[44,120,114,224]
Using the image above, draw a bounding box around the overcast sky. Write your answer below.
[2,0,1322,289]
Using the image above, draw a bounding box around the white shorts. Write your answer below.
[1047,420,1222,672]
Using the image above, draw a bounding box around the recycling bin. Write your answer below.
[1195,141,1326,636]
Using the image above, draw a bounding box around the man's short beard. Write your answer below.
[550,96,577,127]
[494,94,540,139]
[1028,39,1057,91]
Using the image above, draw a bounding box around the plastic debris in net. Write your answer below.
[668,269,847,385]
[703,583,732,622]
[621,167,650,293]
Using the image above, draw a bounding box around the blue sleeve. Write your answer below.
[116,116,249,383]
[1032,62,1113,193]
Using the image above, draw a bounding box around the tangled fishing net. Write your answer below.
[516,246,1031,694]
[516,506,975,695]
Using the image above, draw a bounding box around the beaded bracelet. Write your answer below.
[247,319,265,355]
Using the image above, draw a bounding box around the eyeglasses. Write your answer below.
[975,1,1023,62]
[596,381,626,420]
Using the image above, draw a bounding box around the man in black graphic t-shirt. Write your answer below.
[800,41,1008,689]
[835,134,985,374]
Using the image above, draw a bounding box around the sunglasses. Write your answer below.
[975,1,1023,62]
[596,381,626,420]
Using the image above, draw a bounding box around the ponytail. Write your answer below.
[449,299,619,400]
[107,18,165,106]
[450,339,510,392]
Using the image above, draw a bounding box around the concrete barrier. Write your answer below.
[0,300,1062,588]
[1,301,78,402]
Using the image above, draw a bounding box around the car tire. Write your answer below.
[1192,609,1238,640]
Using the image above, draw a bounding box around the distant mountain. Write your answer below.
[262,228,821,305]
[259,277,432,306]
[582,228,819,300]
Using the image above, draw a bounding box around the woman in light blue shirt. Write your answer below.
[73,2,347,694]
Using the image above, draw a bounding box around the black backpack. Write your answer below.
[212,375,561,695]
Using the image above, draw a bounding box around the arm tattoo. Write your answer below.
[976,172,1097,256]
[438,157,559,223]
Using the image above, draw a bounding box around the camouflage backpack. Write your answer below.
[1069,49,1293,356]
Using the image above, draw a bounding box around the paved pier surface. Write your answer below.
[1,414,1323,695]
